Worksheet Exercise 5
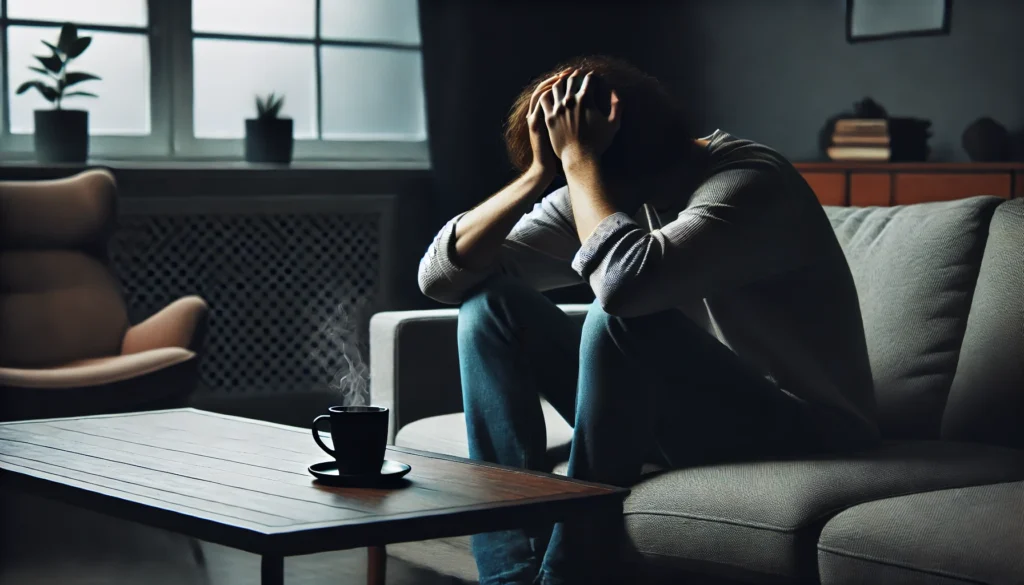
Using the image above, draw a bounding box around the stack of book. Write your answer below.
[827,119,890,161]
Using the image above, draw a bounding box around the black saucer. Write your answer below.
[308,460,411,487]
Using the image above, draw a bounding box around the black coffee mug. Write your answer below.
[312,406,389,475]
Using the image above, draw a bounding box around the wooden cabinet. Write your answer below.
[849,173,891,207]
[801,173,846,206]
[794,163,1024,207]
[893,173,1011,204]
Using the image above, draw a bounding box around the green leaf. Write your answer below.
[268,95,285,118]
[29,66,54,77]
[36,53,64,73]
[63,72,101,87]
[64,91,98,99]
[16,81,59,103]
[68,37,92,58]
[57,23,79,55]
[42,40,62,56]
[255,92,284,119]
[40,85,60,102]
[15,81,40,95]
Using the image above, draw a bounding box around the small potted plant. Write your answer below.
[245,93,293,164]
[15,23,99,163]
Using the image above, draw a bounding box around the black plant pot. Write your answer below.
[34,109,89,163]
[245,118,294,164]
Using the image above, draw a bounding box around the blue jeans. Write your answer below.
[458,275,824,585]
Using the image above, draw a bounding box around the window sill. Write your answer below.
[0,158,431,171]
[0,159,432,198]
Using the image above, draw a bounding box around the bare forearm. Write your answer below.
[562,155,619,243]
[453,166,553,271]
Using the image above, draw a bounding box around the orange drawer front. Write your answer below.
[801,173,846,206]
[850,173,891,207]
[895,173,1012,204]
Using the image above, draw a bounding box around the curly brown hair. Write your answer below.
[504,55,697,181]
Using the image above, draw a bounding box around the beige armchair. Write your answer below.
[0,169,209,421]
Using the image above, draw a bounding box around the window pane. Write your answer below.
[320,0,420,45]
[7,0,147,27]
[193,0,316,39]
[320,47,426,141]
[7,26,150,135]
[193,39,317,139]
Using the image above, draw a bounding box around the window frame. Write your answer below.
[0,0,429,164]
[0,0,174,158]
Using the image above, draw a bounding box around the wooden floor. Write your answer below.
[0,491,473,585]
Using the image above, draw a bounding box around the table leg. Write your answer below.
[367,546,386,585]
[262,554,284,585]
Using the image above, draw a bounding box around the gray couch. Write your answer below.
[369,196,1024,585]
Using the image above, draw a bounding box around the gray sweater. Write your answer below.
[419,131,880,447]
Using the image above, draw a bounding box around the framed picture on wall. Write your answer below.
[847,0,952,43]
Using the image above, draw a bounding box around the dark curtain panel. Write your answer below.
[417,0,703,304]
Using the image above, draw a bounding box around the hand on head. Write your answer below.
[526,69,622,178]
[524,69,570,180]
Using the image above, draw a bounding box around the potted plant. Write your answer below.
[245,93,293,164]
[15,23,100,163]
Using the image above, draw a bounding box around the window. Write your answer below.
[183,0,426,160]
[0,0,428,163]
[1,0,170,157]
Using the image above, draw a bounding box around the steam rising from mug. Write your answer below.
[317,299,370,406]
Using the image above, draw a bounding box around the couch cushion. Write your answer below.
[825,197,1001,440]
[818,480,1024,585]
[624,441,1024,584]
[943,198,1024,449]
[394,398,574,464]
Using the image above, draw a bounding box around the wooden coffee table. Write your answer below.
[0,408,626,585]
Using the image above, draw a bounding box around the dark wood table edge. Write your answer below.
[384,444,630,495]
[0,463,271,553]
[187,408,627,493]
[0,408,629,558]
[0,408,627,492]
[3,407,628,495]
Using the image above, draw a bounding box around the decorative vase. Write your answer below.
[34,109,88,163]
[244,118,294,164]
[962,117,1011,162]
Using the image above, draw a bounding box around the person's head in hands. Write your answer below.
[505,55,700,189]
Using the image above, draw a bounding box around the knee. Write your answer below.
[579,302,664,358]
[581,301,630,336]
[457,275,533,343]
[579,303,625,358]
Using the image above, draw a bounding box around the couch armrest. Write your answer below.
[122,296,209,355]
[370,304,591,443]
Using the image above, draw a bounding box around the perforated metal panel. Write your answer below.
[109,209,384,405]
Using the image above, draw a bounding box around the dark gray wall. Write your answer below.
[665,0,1024,161]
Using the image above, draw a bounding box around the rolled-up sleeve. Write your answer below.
[571,169,809,317]
[417,187,584,304]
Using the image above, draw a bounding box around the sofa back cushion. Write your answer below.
[825,197,1001,440]
[943,198,1024,449]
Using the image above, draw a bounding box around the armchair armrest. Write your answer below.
[122,296,209,355]
[370,304,591,443]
